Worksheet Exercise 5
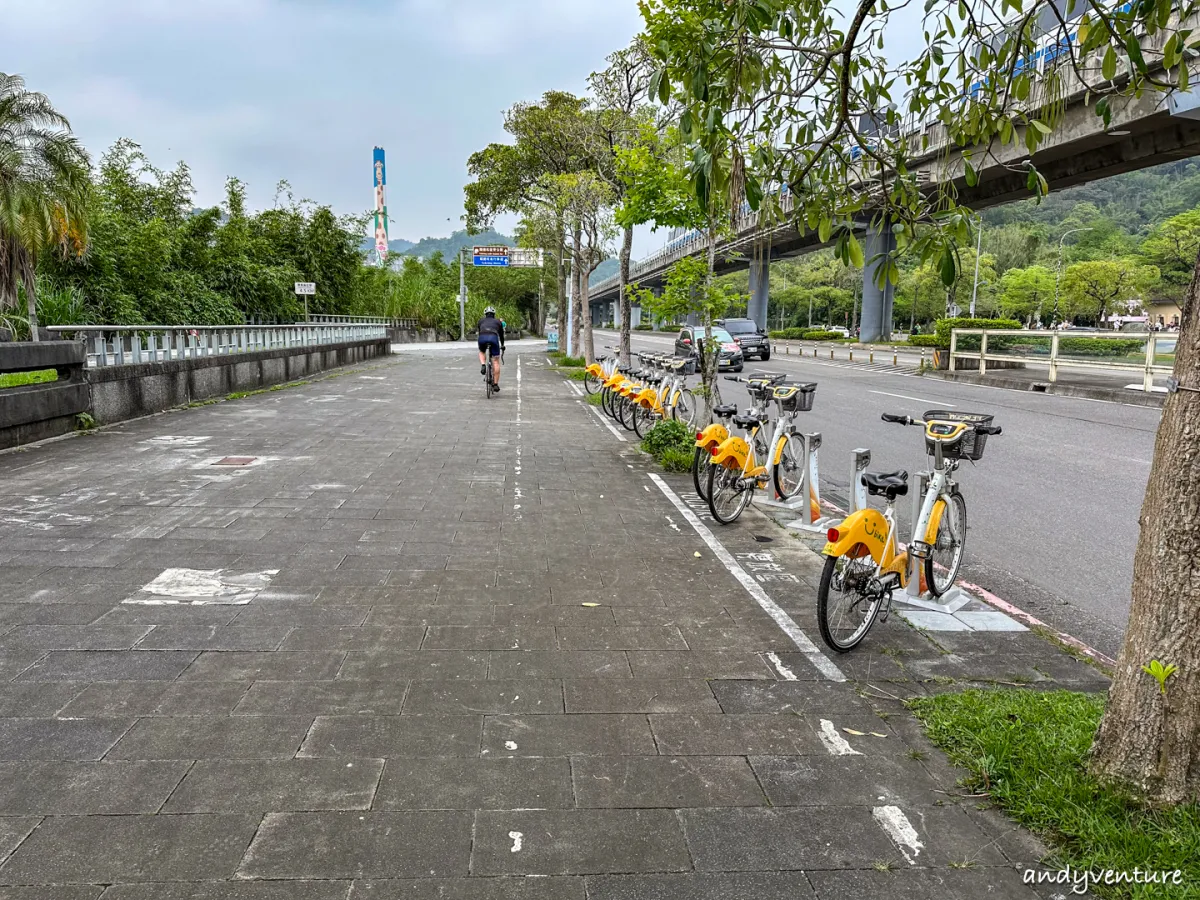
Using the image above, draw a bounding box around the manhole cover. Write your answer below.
[213,457,257,466]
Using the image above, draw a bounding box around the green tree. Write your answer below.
[1140,210,1200,279]
[1060,259,1159,326]
[997,265,1056,324]
[0,72,91,340]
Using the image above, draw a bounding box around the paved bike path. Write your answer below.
[0,345,1091,897]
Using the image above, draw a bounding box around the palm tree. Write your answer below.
[0,72,91,341]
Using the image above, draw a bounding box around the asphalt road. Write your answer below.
[595,329,1160,658]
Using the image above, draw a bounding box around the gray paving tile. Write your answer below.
[709,680,869,715]
[680,807,896,870]
[163,759,384,812]
[563,679,718,714]
[806,869,1042,899]
[402,679,562,715]
[238,811,472,879]
[281,627,426,652]
[0,605,113,627]
[487,652,629,680]
[0,815,258,884]
[107,716,311,759]
[422,627,556,652]
[626,651,774,679]
[0,718,133,761]
[649,714,824,755]
[348,879,582,900]
[57,681,249,717]
[374,758,573,810]
[0,653,47,683]
[17,651,198,682]
[0,683,85,717]
[483,715,656,757]
[93,605,242,626]
[234,605,371,626]
[471,810,690,875]
[0,886,106,900]
[750,755,946,807]
[235,681,407,716]
[0,761,188,814]
[338,651,488,681]
[100,884,352,900]
[584,873,817,900]
[179,651,344,681]
[573,757,766,809]
[0,819,39,866]
[0,626,151,652]
[364,606,493,627]
[299,715,481,758]
[134,626,292,651]
[556,627,686,652]
[492,606,615,627]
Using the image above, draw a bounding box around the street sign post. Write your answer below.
[295,282,316,322]
[473,246,511,267]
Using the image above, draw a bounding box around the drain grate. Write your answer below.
[213,457,257,466]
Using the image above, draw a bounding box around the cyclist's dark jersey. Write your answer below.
[478,315,505,347]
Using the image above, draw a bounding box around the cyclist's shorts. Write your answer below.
[478,335,501,356]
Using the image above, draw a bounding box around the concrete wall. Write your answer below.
[388,327,438,344]
[0,342,90,450]
[87,338,391,425]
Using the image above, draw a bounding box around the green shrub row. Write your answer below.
[768,328,847,341]
[907,333,940,347]
[640,419,695,473]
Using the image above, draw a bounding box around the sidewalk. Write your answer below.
[0,345,1103,897]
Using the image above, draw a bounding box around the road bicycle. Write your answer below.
[706,375,820,525]
[816,410,1002,652]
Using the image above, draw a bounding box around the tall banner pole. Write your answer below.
[373,147,388,266]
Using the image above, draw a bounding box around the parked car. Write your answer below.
[717,318,771,361]
[824,325,851,338]
[675,326,744,372]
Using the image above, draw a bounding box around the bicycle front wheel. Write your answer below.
[817,553,884,652]
[584,369,602,394]
[619,397,637,431]
[924,492,967,597]
[707,463,753,525]
[692,446,711,501]
[672,390,696,429]
[632,404,654,439]
[772,433,806,500]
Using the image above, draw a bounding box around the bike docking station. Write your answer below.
[772,433,839,530]
[893,471,974,616]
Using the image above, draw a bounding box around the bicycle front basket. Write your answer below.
[775,383,816,413]
[923,410,994,461]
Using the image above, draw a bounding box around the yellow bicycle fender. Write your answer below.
[636,388,658,408]
[922,498,947,545]
[822,508,891,565]
[603,373,624,389]
[586,364,605,379]
[696,423,729,450]
[773,436,790,465]
[711,436,749,471]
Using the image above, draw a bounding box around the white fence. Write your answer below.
[47,324,388,369]
[949,329,1175,392]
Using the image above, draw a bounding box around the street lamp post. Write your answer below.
[1051,227,1094,327]
[459,248,467,342]
[969,216,983,317]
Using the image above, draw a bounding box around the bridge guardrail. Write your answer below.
[306,315,418,329]
[949,328,1175,392]
[47,324,389,369]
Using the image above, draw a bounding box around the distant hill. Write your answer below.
[405,229,514,260]
[589,258,619,285]
[359,237,416,255]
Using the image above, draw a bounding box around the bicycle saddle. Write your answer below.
[862,471,909,499]
[713,404,737,417]
[733,413,768,429]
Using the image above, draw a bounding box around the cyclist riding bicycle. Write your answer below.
[477,306,506,392]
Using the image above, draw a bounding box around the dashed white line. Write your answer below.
[589,406,628,442]
[648,473,845,682]
[869,390,954,406]
[872,806,924,864]
[818,719,863,756]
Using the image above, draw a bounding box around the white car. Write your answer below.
[825,325,851,337]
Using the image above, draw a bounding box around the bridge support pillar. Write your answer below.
[748,256,770,332]
[859,224,896,342]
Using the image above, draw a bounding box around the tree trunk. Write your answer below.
[1090,251,1200,804]
[698,230,722,425]
[556,237,566,332]
[22,253,39,343]
[580,254,595,365]
[570,224,583,358]
[619,224,634,367]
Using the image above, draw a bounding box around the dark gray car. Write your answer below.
[718,318,771,361]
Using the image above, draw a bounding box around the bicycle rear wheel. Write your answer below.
[772,433,806,500]
[692,446,711,501]
[707,463,753,525]
[817,553,884,652]
[485,349,494,399]
[632,404,655,439]
[923,492,967,597]
[672,390,696,429]
[584,369,602,394]
[619,397,638,432]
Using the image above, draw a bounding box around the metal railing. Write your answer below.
[47,324,388,369]
[305,315,418,329]
[949,328,1176,392]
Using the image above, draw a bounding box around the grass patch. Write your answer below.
[659,446,694,472]
[557,354,586,367]
[0,369,57,389]
[586,392,603,406]
[908,689,1200,899]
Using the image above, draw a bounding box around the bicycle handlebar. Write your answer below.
[881,413,916,426]
[976,424,1003,436]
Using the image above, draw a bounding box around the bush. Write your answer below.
[907,333,940,347]
[932,317,1021,349]
[640,419,694,460]
[1059,337,1147,357]
[803,330,846,341]
[635,323,655,331]
[769,328,804,339]
[659,447,695,473]
[768,328,847,341]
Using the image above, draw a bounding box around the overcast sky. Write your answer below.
[1,0,646,246]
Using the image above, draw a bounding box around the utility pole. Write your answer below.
[970,216,983,317]
[1052,227,1094,327]
[459,248,467,342]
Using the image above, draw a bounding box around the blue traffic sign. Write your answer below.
[473,254,510,267]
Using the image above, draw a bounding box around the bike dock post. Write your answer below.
[777,433,837,532]
[848,449,871,514]
[892,471,973,614]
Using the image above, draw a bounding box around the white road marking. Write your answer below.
[818,719,862,756]
[125,568,279,606]
[589,406,628,442]
[766,652,798,681]
[873,806,924,864]
[509,831,524,853]
[504,741,519,751]
[870,390,954,406]
[648,473,845,682]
